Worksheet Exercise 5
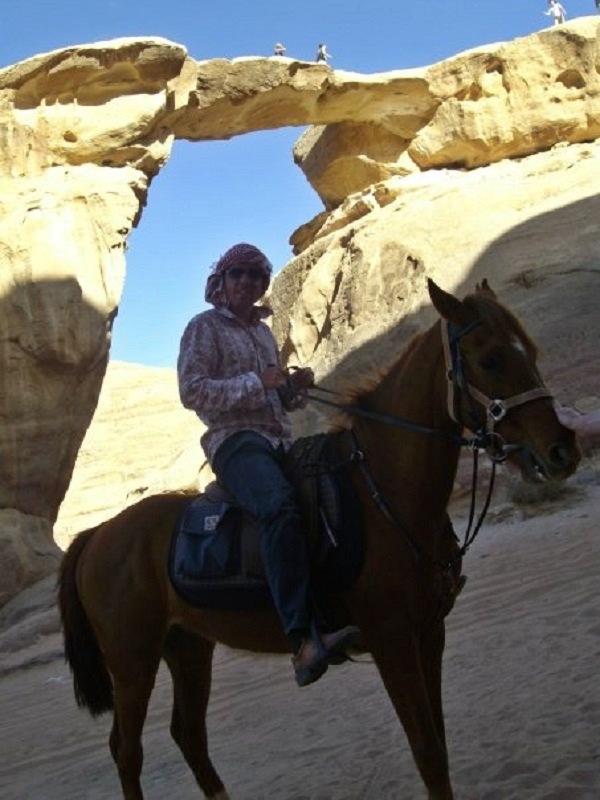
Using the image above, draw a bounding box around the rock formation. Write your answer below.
[53,362,205,550]
[1,19,599,603]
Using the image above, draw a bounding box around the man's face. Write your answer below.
[223,264,266,315]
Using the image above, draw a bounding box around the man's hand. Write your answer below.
[288,367,315,391]
[261,365,288,390]
[276,366,314,410]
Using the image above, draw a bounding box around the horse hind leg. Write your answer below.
[163,625,228,799]
[109,655,161,800]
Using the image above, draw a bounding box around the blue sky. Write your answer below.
[2,1,596,366]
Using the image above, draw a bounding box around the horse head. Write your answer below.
[428,278,580,482]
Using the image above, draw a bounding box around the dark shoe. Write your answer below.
[319,626,362,666]
[292,626,360,687]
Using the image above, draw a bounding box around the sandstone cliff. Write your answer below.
[53,362,205,551]
[2,20,599,603]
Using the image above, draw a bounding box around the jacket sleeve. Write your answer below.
[177,315,267,413]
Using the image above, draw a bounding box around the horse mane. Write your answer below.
[326,330,429,432]
[345,331,428,403]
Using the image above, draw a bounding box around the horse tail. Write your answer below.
[58,527,113,717]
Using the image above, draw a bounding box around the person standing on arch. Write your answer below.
[316,43,332,64]
[544,0,567,24]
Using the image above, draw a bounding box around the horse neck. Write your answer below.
[353,321,460,529]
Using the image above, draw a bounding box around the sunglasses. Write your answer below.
[226,267,265,281]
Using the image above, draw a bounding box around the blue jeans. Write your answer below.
[213,431,312,637]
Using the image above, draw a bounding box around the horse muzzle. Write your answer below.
[509,438,581,483]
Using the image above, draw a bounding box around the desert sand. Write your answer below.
[0,457,598,800]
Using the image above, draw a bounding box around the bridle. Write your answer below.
[302,315,555,567]
[440,319,553,461]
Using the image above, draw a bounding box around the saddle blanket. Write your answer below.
[168,492,272,609]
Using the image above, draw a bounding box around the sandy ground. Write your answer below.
[0,458,599,799]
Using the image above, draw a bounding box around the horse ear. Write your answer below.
[427,278,470,326]
[475,278,496,299]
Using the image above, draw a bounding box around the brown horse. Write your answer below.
[58,279,579,799]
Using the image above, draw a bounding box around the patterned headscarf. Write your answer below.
[204,243,273,308]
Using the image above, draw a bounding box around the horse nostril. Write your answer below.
[548,443,575,468]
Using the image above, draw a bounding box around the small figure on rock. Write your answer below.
[544,0,566,25]
[273,42,286,56]
[316,43,332,64]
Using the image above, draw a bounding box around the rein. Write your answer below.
[307,386,493,567]
[301,317,555,569]
[306,385,486,449]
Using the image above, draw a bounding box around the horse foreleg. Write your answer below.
[109,659,160,800]
[163,626,227,799]
[370,623,453,800]
[420,621,448,761]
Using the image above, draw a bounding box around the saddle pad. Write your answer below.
[168,496,272,610]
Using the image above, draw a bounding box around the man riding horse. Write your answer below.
[177,243,360,687]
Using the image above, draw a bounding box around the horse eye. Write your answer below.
[479,354,500,370]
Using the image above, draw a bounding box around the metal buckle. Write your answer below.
[350,447,366,463]
[488,399,507,423]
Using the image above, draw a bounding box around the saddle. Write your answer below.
[168,432,364,610]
